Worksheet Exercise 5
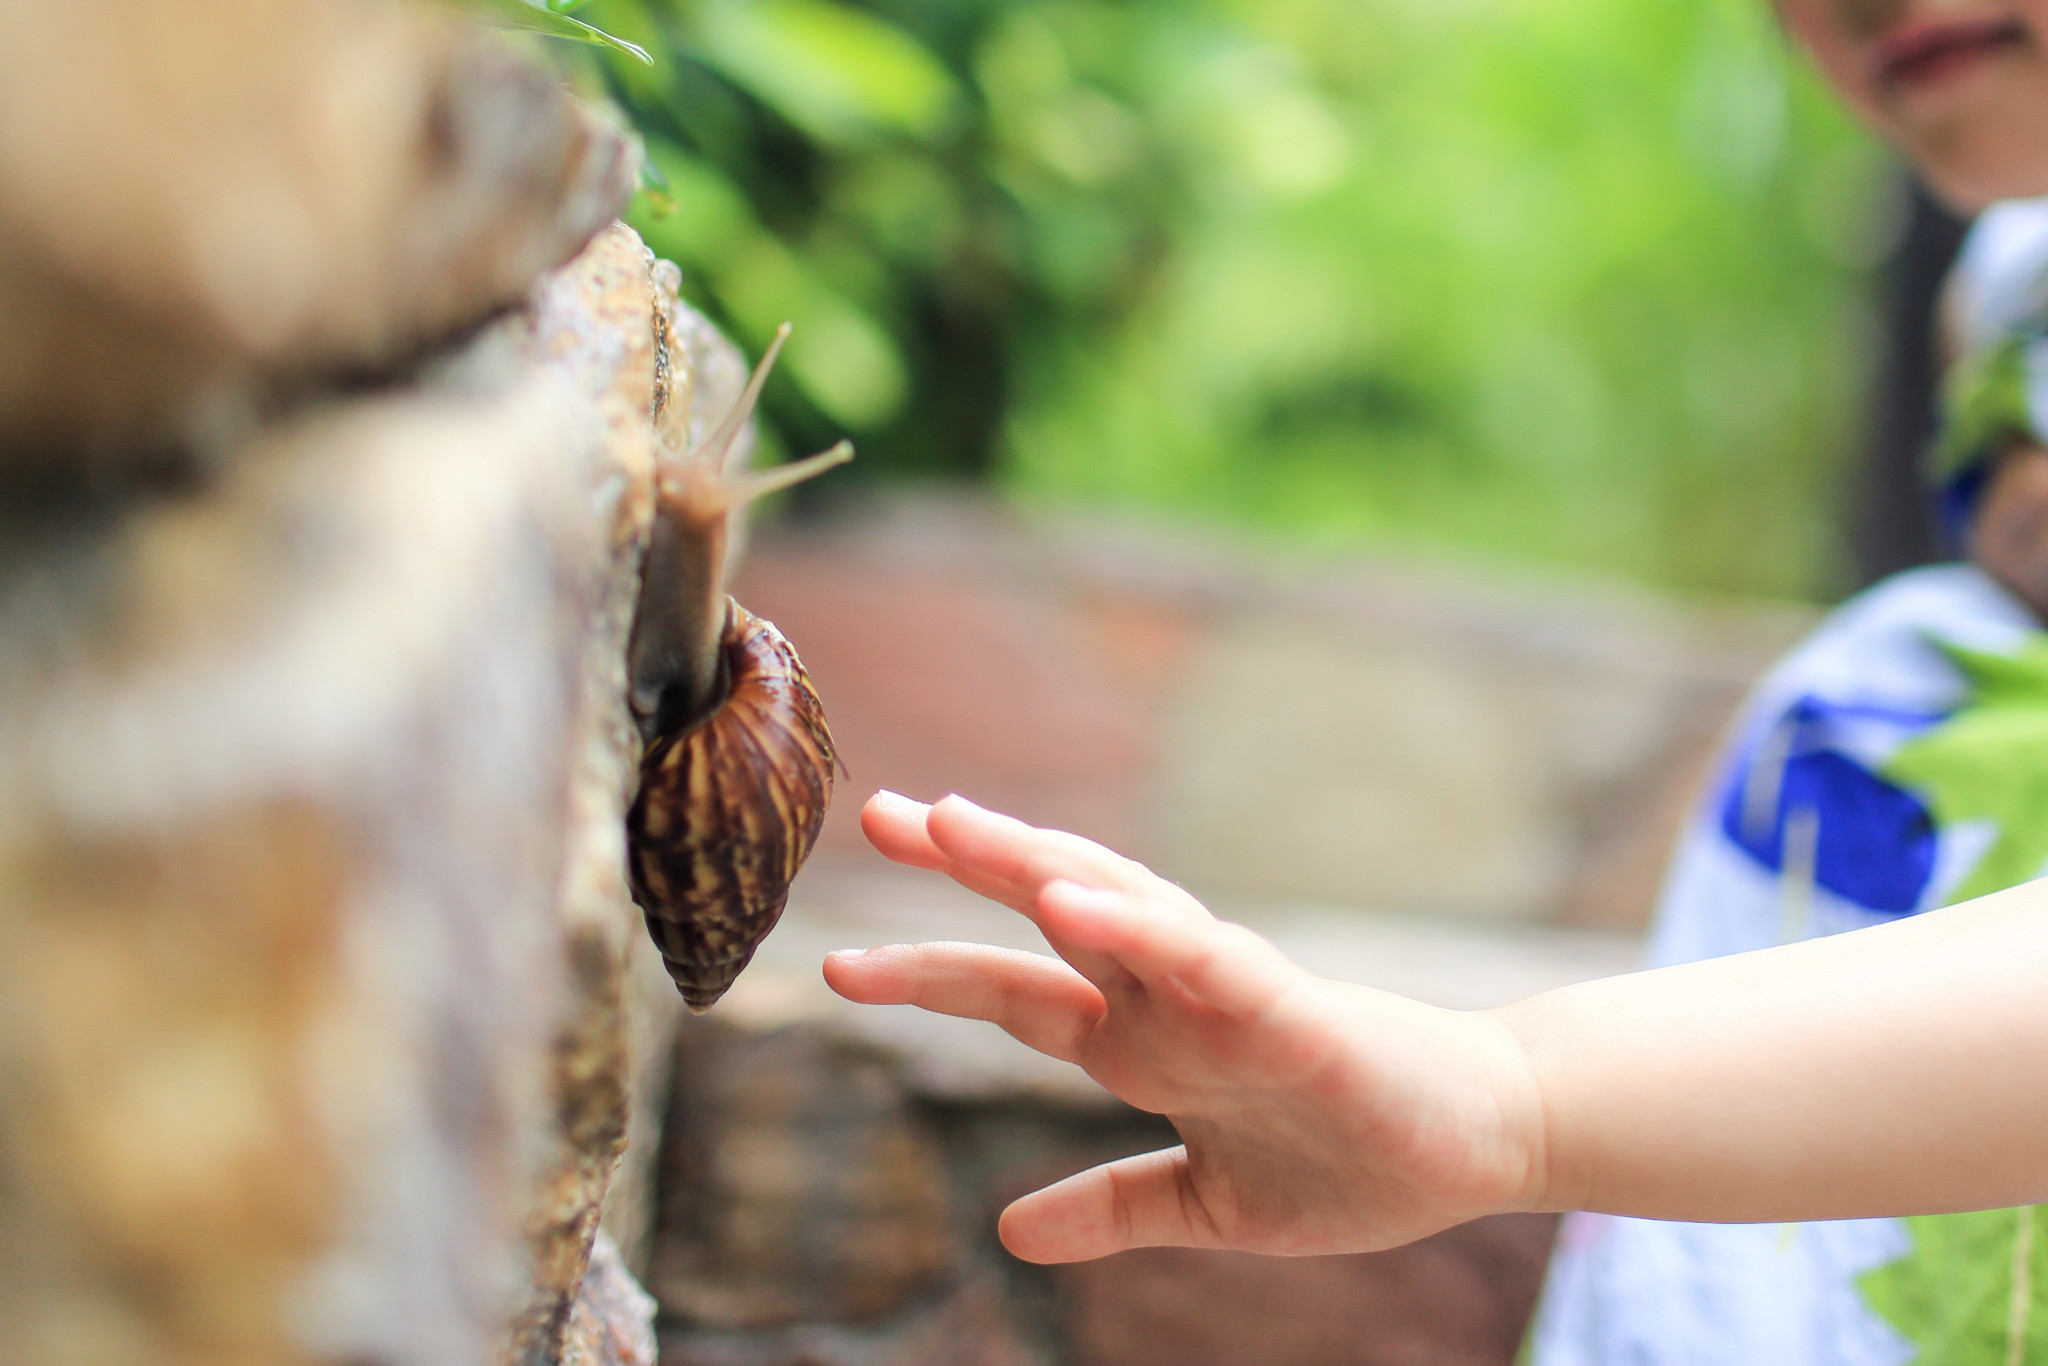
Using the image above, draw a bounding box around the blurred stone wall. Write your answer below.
[735,492,1817,932]
[0,218,688,1366]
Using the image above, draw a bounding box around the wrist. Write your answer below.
[1481,1000,1579,1216]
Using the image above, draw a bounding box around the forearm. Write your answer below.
[1495,877,2048,1222]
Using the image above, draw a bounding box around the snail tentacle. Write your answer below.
[686,320,791,484]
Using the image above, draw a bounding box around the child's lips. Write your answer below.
[1869,13,2030,94]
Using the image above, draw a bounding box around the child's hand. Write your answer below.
[823,792,1548,1264]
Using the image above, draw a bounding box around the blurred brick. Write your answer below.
[648,1022,961,1332]
[1055,1216,1560,1366]
[660,1274,1045,1366]
[733,554,1159,858]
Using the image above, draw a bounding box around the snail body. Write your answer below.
[626,285,851,1011]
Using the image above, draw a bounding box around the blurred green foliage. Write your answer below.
[544,0,1888,598]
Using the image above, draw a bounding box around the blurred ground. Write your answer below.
[643,491,1821,1366]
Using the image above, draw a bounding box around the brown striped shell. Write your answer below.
[626,598,839,1011]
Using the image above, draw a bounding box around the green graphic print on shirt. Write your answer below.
[1858,1209,2048,1366]
[1887,638,2048,905]
[1858,635,2048,1365]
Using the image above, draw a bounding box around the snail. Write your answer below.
[625,278,850,1013]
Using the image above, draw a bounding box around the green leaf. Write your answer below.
[1933,333,2039,484]
[444,0,652,63]
[1858,1207,2048,1365]
[631,141,755,259]
[1884,636,2048,905]
[633,152,675,218]
[692,0,960,143]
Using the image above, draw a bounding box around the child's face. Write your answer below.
[1774,0,2048,209]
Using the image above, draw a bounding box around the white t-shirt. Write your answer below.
[1526,564,2034,1366]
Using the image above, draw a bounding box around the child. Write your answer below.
[1527,197,2048,1366]
[821,0,2048,1311]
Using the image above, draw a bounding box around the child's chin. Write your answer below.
[1916,151,2048,215]
[1906,122,2048,213]
[1891,69,2048,211]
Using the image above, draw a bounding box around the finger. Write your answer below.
[861,790,946,870]
[1038,881,1296,1018]
[863,793,1157,992]
[926,796,1177,908]
[861,791,1044,912]
[823,943,1104,1063]
[998,1147,1219,1263]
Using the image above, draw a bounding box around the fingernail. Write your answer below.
[827,947,871,962]
[872,789,922,809]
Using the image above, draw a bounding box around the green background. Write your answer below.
[544,0,1886,599]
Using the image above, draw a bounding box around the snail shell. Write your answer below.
[624,259,851,1010]
[627,600,838,1010]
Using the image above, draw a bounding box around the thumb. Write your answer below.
[997,1146,1218,1263]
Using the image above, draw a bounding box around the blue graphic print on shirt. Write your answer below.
[1716,696,1944,916]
